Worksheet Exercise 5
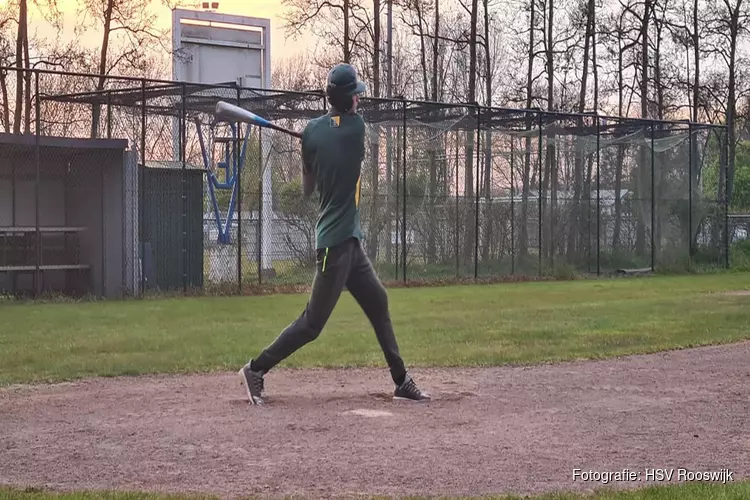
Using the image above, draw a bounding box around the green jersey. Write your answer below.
[301,111,365,250]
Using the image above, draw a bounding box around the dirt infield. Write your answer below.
[2,342,750,499]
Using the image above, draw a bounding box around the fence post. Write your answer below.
[596,114,601,277]
[510,135,515,276]
[455,127,459,278]
[181,83,187,294]
[537,111,543,277]
[688,121,693,271]
[474,103,481,280]
[34,70,40,298]
[395,104,400,281]
[724,126,730,269]
[100,109,106,297]
[650,122,655,272]
[402,97,407,283]
[257,135,263,286]
[236,86,242,295]
[140,79,146,295]
[106,92,112,139]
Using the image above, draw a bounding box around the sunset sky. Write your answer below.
[19,0,307,63]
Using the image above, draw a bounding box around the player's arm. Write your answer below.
[301,127,316,198]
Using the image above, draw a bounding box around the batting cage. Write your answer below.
[0,67,731,298]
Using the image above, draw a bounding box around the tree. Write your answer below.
[600,0,640,250]
[566,0,595,262]
[76,0,175,138]
[704,0,750,217]
[0,4,14,132]
[282,0,368,65]
[457,0,480,265]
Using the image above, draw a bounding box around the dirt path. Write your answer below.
[2,342,750,499]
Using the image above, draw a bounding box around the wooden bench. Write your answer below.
[0,227,90,295]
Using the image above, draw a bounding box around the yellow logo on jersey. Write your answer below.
[331,116,340,127]
[355,175,361,208]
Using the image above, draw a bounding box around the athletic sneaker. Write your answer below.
[238,362,265,405]
[394,374,431,401]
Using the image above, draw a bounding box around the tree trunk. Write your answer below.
[689,0,699,248]
[427,0,440,263]
[519,0,536,260]
[462,0,479,268]
[13,0,27,134]
[636,0,651,258]
[22,23,31,134]
[654,10,664,259]
[543,0,555,266]
[0,69,9,132]
[482,0,493,263]
[368,0,381,261]
[91,0,114,138]
[726,1,738,215]
[344,0,351,62]
[568,0,593,264]
[692,0,700,125]
[591,0,599,263]
[613,25,625,251]
[384,0,393,265]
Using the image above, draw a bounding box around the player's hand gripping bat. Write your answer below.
[214,101,303,139]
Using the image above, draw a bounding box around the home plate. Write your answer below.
[344,408,394,418]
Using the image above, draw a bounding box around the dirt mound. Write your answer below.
[2,342,749,499]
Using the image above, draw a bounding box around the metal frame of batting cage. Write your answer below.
[0,66,731,299]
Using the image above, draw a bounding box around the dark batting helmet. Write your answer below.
[326,63,367,99]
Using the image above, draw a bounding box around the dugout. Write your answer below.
[0,133,129,298]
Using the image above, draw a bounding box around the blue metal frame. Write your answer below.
[196,120,252,244]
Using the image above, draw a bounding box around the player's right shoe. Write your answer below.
[394,374,431,401]
[238,361,265,405]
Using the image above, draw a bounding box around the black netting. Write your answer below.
[0,66,733,298]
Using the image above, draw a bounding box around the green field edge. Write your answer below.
[3,480,750,500]
[4,335,750,391]
[2,272,750,389]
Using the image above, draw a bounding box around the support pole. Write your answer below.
[537,111,543,276]
[106,92,112,139]
[510,136,515,275]
[688,122,693,270]
[236,86,243,294]
[395,115,400,281]
[257,128,263,285]
[596,115,601,276]
[140,80,146,294]
[724,127,730,269]
[650,122,655,272]
[402,97,407,283]
[455,128,459,277]
[474,104,480,280]
[34,70,40,298]
[181,83,187,294]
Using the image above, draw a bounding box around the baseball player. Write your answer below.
[238,63,430,405]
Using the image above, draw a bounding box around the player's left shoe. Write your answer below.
[394,374,431,401]
[238,361,265,405]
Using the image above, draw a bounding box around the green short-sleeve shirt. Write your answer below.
[302,111,365,250]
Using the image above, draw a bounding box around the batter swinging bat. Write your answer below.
[214,101,303,139]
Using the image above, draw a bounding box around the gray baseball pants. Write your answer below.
[250,237,407,385]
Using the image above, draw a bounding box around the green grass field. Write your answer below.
[2,481,750,500]
[2,273,749,499]
[1,273,749,387]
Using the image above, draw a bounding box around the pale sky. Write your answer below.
[18,0,307,63]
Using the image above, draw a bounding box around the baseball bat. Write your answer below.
[214,101,303,139]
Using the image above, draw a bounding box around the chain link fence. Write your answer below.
[0,67,734,298]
